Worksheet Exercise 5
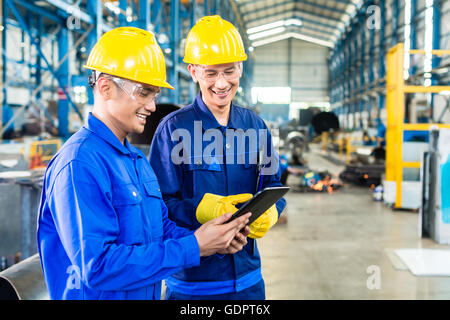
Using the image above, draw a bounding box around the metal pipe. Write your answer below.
[0,254,49,300]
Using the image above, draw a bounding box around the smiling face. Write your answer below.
[94,75,160,142]
[188,62,241,112]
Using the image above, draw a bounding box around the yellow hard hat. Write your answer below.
[183,15,247,65]
[83,27,174,89]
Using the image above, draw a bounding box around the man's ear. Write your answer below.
[187,64,198,83]
[96,77,112,99]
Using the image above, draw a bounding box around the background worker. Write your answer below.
[37,27,250,300]
[1,104,14,139]
[150,15,286,300]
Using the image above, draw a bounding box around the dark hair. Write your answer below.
[88,71,110,88]
[88,72,97,88]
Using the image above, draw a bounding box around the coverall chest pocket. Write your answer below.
[143,181,164,241]
[112,183,145,245]
[183,159,222,196]
[232,152,258,192]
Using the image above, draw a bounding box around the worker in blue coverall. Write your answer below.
[1,104,14,139]
[149,16,287,300]
[36,27,250,300]
[376,118,386,147]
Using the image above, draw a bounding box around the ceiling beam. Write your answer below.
[245,11,343,34]
[328,0,358,7]
[242,0,343,23]
[239,0,348,15]
[251,31,334,48]
[296,0,348,15]
[249,24,336,46]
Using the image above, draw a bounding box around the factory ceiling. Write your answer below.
[235,0,362,48]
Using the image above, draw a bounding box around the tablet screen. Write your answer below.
[229,187,289,225]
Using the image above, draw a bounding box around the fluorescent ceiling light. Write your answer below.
[252,32,334,48]
[247,18,302,35]
[247,21,285,34]
[248,27,286,40]
[284,18,302,27]
[104,2,121,15]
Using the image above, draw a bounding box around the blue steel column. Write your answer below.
[204,0,209,16]
[342,41,345,110]
[35,15,43,102]
[377,0,386,120]
[57,28,70,137]
[152,0,162,35]
[367,5,376,124]
[86,0,102,106]
[329,50,335,108]
[410,0,417,76]
[351,22,358,129]
[391,0,399,47]
[2,0,7,113]
[138,0,150,30]
[431,0,441,72]
[170,0,180,104]
[359,12,365,129]
[212,0,217,15]
[368,5,375,93]
[430,0,441,120]
[345,33,351,129]
[119,0,128,26]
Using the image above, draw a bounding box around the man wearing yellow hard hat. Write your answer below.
[150,16,287,300]
[36,26,251,300]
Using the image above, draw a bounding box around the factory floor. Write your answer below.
[258,144,450,300]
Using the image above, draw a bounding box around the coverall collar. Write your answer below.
[85,112,134,156]
[194,93,240,130]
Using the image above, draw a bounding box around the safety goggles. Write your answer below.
[194,62,243,84]
[105,76,159,106]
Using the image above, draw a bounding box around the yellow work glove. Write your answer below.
[196,193,253,224]
[248,205,278,239]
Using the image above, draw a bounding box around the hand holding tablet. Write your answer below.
[228,187,290,226]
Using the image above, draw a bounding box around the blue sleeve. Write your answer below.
[149,122,197,229]
[47,160,199,291]
[160,200,195,241]
[259,122,287,217]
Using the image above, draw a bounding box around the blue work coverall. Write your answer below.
[149,93,286,299]
[37,113,200,300]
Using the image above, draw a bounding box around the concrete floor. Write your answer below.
[258,146,450,299]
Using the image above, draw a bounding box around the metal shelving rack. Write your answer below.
[1,0,253,139]
[385,42,450,209]
[328,0,447,131]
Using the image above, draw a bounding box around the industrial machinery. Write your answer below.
[128,103,180,156]
[420,127,450,244]
[285,131,308,166]
[310,111,340,136]
[383,43,450,209]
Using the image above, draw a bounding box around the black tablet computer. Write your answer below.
[229,187,290,225]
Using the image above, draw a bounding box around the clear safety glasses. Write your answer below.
[109,76,160,106]
[194,62,243,84]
